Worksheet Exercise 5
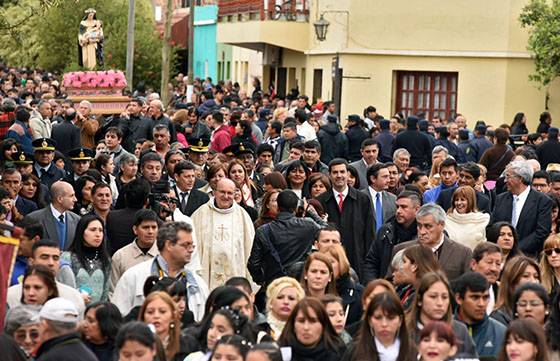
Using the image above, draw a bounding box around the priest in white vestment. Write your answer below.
[191,178,255,289]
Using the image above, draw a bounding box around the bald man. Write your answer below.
[25,181,81,250]
[149,99,176,143]
[191,178,255,289]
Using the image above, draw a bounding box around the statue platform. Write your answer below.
[63,70,130,115]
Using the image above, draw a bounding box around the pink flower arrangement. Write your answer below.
[63,71,127,89]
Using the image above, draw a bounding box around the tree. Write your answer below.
[0,0,167,89]
[519,0,560,87]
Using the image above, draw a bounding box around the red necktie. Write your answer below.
[338,193,344,212]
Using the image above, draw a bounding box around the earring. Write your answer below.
[546,310,550,316]
[170,323,175,329]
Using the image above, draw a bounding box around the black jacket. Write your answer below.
[121,114,153,152]
[393,126,433,170]
[284,339,346,361]
[106,207,141,255]
[51,120,81,155]
[363,218,417,283]
[536,139,560,170]
[174,186,210,217]
[36,333,98,361]
[248,211,326,285]
[374,130,395,162]
[490,188,552,257]
[345,124,369,162]
[336,275,363,325]
[436,187,491,213]
[317,123,349,164]
[317,188,375,281]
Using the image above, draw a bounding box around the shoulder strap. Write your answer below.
[261,224,287,276]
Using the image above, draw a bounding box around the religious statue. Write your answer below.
[78,8,104,70]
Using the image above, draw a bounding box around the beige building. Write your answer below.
[217,0,559,130]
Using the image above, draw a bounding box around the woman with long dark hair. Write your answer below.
[20,265,58,306]
[511,112,529,135]
[284,160,311,199]
[499,319,549,361]
[232,120,256,148]
[278,297,346,361]
[94,153,119,204]
[82,301,123,361]
[487,222,522,266]
[343,292,415,361]
[115,321,166,361]
[19,173,46,209]
[63,214,111,303]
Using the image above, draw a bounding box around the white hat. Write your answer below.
[38,298,79,323]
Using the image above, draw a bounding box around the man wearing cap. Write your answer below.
[25,181,80,250]
[187,137,210,171]
[393,116,433,171]
[51,107,81,155]
[29,100,52,139]
[6,106,33,154]
[34,298,97,361]
[374,119,395,163]
[536,128,560,170]
[32,138,65,189]
[63,147,94,188]
[232,142,265,189]
[470,124,493,162]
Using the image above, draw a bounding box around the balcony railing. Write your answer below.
[218,0,309,22]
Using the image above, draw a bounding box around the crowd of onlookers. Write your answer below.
[0,65,559,361]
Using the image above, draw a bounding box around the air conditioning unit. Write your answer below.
[263,44,281,67]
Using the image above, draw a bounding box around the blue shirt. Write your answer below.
[423,182,457,204]
[11,256,28,286]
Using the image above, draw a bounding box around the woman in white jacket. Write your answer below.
[445,186,490,250]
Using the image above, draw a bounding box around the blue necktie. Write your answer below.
[56,214,67,249]
[375,192,383,232]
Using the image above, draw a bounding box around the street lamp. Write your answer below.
[313,14,329,41]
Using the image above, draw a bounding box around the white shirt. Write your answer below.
[368,187,383,212]
[333,187,349,204]
[50,204,64,221]
[512,186,530,225]
[375,336,401,361]
[431,234,445,254]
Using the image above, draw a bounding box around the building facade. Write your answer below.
[217,0,560,129]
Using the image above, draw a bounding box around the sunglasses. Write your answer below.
[544,248,560,256]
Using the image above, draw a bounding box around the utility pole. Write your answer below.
[187,0,194,88]
[161,0,173,106]
[125,0,135,92]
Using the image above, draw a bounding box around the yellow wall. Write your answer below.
[304,53,556,129]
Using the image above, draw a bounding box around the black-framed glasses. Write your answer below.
[544,248,560,256]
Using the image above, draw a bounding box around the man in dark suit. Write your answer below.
[393,116,433,170]
[107,178,152,255]
[25,181,80,250]
[436,162,491,213]
[349,139,380,190]
[1,168,37,216]
[317,158,375,281]
[51,107,81,155]
[392,203,472,281]
[32,138,65,189]
[490,160,552,258]
[173,161,209,217]
[363,163,397,233]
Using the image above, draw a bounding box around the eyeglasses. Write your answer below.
[516,300,544,308]
[14,330,40,341]
[544,248,560,256]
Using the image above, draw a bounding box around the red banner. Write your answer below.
[0,236,19,330]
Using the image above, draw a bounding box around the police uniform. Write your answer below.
[32,138,65,189]
[64,147,95,189]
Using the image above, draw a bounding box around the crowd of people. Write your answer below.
[0,66,559,361]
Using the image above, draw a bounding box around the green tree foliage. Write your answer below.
[0,0,165,89]
[520,0,560,87]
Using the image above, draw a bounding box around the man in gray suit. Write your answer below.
[363,163,397,232]
[25,181,80,250]
[350,139,380,190]
[392,203,472,281]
